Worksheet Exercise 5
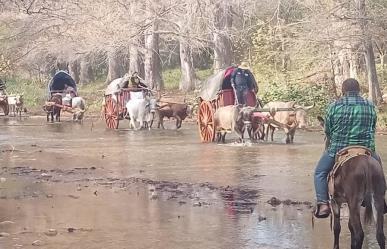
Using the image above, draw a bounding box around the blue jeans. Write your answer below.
[314,150,382,203]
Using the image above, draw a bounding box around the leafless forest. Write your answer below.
[0,0,386,104]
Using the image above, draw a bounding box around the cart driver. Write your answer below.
[230,62,258,105]
[130,72,148,89]
[63,83,76,106]
[64,83,76,98]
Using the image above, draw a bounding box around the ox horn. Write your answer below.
[295,102,315,111]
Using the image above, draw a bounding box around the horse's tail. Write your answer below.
[363,156,378,225]
[363,193,374,225]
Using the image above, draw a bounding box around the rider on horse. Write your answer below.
[313,78,383,218]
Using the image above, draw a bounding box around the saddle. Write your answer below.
[328,146,372,197]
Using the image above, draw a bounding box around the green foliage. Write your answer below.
[196,69,213,81]
[77,79,106,114]
[260,81,333,119]
[377,111,387,129]
[162,68,213,90]
[6,77,46,111]
[377,104,387,129]
[376,64,387,91]
[162,68,181,90]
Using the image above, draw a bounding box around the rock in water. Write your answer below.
[0,232,10,237]
[45,229,58,236]
[32,240,43,246]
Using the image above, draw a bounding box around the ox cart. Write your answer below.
[0,80,9,116]
[197,66,298,142]
[103,75,156,129]
[44,71,85,120]
[103,76,187,129]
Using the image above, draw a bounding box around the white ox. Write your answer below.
[71,97,86,122]
[126,96,158,130]
[7,95,24,117]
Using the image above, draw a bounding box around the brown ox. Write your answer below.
[154,103,190,129]
[44,94,62,122]
[237,106,266,141]
[0,95,9,116]
[263,101,313,143]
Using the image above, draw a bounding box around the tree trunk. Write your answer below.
[364,40,383,103]
[213,2,233,72]
[129,45,144,78]
[179,41,196,92]
[144,22,163,90]
[79,57,94,85]
[69,59,80,84]
[105,49,123,84]
[381,53,386,86]
[358,0,382,104]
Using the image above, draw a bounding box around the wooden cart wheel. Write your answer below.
[197,100,215,142]
[104,95,119,129]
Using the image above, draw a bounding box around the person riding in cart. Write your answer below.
[230,62,258,106]
[130,72,148,89]
[64,83,77,98]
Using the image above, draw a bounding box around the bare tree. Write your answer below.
[213,1,233,71]
[105,48,124,84]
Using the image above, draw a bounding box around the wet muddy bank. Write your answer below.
[0,165,313,214]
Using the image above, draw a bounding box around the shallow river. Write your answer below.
[1,117,387,249]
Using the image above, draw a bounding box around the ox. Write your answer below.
[263,101,314,143]
[126,96,158,130]
[7,95,24,117]
[71,97,86,122]
[154,103,191,129]
[214,105,245,143]
[0,94,8,116]
[238,106,266,141]
[44,94,62,122]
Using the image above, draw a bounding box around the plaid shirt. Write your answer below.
[325,92,377,157]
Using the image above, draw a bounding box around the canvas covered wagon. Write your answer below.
[197,66,301,143]
[103,74,154,129]
[44,71,85,120]
[197,66,258,142]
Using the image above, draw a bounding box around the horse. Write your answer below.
[317,116,386,249]
[44,94,62,122]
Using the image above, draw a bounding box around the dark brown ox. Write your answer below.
[44,94,62,122]
[237,106,266,141]
[263,101,313,143]
[154,103,190,129]
[0,95,9,116]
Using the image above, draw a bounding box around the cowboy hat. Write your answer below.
[238,61,250,70]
